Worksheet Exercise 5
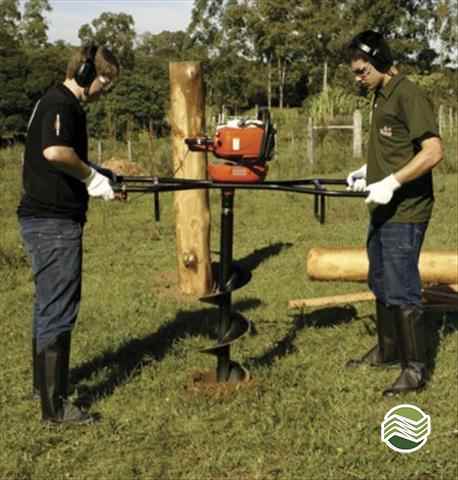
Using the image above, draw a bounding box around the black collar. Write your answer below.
[57,83,85,114]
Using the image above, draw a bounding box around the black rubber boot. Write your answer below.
[383,306,427,397]
[346,300,399,368]
[37,332,94,424]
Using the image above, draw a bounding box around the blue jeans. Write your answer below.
[19,217,83,353]
[367,221,428,306]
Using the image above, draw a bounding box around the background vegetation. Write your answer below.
[0,0,457,143]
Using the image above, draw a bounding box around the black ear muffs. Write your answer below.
[75,45,97,87]
[355,41,390,72]
[350,31,393,73]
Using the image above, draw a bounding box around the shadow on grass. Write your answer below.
[236,241,293,272]
[425,308,458,379]
[211,241,293,275]
[248,305,357,368]
[72,241,291,406]
[71,298,262,407]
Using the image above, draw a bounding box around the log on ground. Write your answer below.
[307,247,458,284]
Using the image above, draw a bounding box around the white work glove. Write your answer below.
[346,164,367,191]
[82,167,115,201]
[365,174,401,205]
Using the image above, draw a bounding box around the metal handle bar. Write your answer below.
[113,176,368,198]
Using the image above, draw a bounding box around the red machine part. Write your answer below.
[185,119,272,183]
[207,162,268,183]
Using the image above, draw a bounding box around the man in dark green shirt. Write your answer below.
[345,31,443,396]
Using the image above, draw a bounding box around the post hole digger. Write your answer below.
[110,108,368,384]
[185,107,276,183]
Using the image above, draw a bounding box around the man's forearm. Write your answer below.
[43,145,91,180]
[393,137,443,185]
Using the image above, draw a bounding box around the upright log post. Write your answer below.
[169,62,213,296]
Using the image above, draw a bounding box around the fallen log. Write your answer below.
[288,291,374,309]
[288,284,458,310]
[307,247,458,284]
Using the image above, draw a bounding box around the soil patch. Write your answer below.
[185,369,256,400]
[102,158,147,176]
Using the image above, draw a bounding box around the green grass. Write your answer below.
[0,140,457,480]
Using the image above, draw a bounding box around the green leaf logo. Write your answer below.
[381,404,431,453]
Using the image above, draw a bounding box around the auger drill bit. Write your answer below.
[200,189,250,383]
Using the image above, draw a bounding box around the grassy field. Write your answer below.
[0,127,457,480]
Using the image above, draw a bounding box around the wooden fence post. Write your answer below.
[127,140,132,162]
[438,104,444,136]
[353,109,362,159]
[307,117,314,165]
[169,62,213,296]
[97,140,102,163]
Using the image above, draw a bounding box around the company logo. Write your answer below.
[381,404,431,453]
[380,126,393,137]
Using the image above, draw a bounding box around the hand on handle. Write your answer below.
[346,164,367,192]
[83,167,115,201]
[365,174,401,205]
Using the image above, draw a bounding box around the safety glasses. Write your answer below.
[352,65,372,79]
[97,75,114,91]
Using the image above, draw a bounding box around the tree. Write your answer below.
[242,0,311,108]
[78,12,136,69]
[137,30,193,62]
[344,0,436,64]
[21,0,51,48]
[429,0,458,67]
[0,0,28,138]
[24,44,70,104]
[0,0,21,40]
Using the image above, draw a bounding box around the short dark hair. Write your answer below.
[347,30,393,73]
[66,45,120,81]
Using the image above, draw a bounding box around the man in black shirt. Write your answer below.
[17,45,120,424]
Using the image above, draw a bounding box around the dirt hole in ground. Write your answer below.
[185,369,256,400]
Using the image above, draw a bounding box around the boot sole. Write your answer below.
[383,382,426,397]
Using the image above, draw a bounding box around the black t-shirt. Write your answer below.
[17,84,89,222]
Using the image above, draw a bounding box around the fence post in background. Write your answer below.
[307,117,314,165]
[97,140,102,163]
[438,104,444,136]
[353,109,362,159]
[127,140,132,162]
[169,61,213,296]
[449,107,454,134]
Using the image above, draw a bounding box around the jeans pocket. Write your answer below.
[381,223,415,252]
[20,219,82,253]
[37,222,82,242]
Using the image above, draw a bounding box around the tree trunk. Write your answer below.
[278,57,287,109]
[267,58,272,109]
[169,62,213,296]
[322,60,328,92]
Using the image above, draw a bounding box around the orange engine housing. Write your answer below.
[213,125,264,162]
[185,114,275,183]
